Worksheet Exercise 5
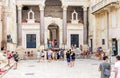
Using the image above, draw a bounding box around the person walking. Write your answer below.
[114,55,120,78]
[99,56,111,78]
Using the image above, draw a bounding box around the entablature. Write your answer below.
[16,0,45,6]
[61,0,89,7]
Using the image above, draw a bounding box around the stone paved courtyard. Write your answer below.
[2,59,115,78]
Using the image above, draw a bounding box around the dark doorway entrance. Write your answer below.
[26,34,36,48]
[112,38,118,56]
[71,34,79,48]
[90,39,93,51]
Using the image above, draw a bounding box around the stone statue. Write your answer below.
[7,35,12,42]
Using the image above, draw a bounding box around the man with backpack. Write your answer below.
[99,56,111,78]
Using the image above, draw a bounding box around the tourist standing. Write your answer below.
[99,56,111,78]
[23,52,27,60]
[36,50,41,62]
[47,49,52,62]
[7,50,12,66]
[41,50,45,61]
[66,50,71,67]
[114,55,120,78]
[70,51,75,67]
[48,41,52,49]
[59,48,64,60]
[13,52,19,69]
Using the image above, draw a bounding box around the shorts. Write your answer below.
[66,58,70,62]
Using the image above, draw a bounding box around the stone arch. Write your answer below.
[45,17,62,30]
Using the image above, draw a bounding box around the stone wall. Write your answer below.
[22,6,40,21]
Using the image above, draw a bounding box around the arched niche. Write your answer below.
[71,10,79,24]
[27,9,35,23]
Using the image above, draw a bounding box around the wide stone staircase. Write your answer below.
[0,52,14,77]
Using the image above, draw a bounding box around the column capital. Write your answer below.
[39,4,45,10]
[62,5,68,10]
[17,4,23,10]
[83,6,87,11]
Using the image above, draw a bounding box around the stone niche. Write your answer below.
[71,10,79,24]
[27,9,35,23]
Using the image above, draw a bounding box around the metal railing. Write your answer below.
[92,0,118,13]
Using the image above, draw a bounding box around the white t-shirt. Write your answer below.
[115,61,120,78]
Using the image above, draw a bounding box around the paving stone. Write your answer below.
[2,59,115,78]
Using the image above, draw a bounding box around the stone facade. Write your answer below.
[3,0,120,56]
[0,0,89,51]
[89,0,120,55]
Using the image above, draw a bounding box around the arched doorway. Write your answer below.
[48,24,59,48]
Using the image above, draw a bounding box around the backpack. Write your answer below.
[104,69,111,76]
[102,63,111,76]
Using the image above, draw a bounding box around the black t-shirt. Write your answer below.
[71,53,75,59]
[66,52,70,58]
[13,54,18,61]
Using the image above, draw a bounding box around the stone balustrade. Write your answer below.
[92,0,118,13]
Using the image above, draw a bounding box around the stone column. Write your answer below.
[17,5,22,46]
[62,5,68,45]
[1,4,8,49]
[0,2,2,49]
[39,5,45,45]
[83,7,88,44]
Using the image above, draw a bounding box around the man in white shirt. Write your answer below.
[114,55,120,78]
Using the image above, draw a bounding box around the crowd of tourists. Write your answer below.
[1,45,120,78]
[0,49,19,74]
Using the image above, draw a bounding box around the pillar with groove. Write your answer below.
[62,5,67,45]
[83,7,88,45]
[17,5,22,46]
[39,5,45,45]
